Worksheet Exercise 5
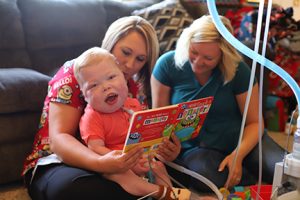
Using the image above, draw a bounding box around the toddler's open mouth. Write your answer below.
[105,93,118,105]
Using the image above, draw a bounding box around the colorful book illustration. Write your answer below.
[123,96,214,155]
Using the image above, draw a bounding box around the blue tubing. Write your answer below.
[207,0,300,105]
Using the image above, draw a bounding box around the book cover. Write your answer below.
[174,96,214,142]
[123,96,214,154]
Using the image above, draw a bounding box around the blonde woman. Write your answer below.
[23,16,160,200]
[102,16,159,109]
[152,15,283,191]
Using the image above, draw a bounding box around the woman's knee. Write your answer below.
[180,148,228,191]
[29,164,136,200]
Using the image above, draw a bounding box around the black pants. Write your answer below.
[25,164,138,200]
[167,133,286,192]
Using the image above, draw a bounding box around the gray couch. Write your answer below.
[0,0,161,185]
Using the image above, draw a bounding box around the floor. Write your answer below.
[0,131,293,200]
[0,181,30,200]
[268,131,293,152]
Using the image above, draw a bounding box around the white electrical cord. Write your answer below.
[162,160,223,200]
[223,0,266,193]
[255,1,273,199]
[137,190,159,200]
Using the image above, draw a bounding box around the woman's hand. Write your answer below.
[218,151,243,188]
[156,133,181,162]
[99,146,143,174]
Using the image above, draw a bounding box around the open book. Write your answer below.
[123,96,214,155]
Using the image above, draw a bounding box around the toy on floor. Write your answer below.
[219,186,251,200]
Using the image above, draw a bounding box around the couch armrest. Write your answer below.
[0,68,51,114]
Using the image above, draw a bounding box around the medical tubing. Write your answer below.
[206,0,300,105]
[163,160,223,200]
[162,2,299,199]
[207,2,300,199]
[282,109,297,178]
[293,114,300,160]
[251,2,267,198]
[147,155,155,184]
[208,1,300,171]
[137,190,159,200]
[256,1,273,199]
[223,0,264,190]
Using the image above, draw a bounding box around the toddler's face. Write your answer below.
[80,57,128,113]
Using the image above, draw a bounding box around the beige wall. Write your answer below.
[272,0,300,20]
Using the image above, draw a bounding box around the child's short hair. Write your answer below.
[74,47,117,86]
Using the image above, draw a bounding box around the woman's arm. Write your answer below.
[151,75,181,161]
[219,83,264,187]
[235,83,264,160]
[49,102,143,174]
[150,75,171,108]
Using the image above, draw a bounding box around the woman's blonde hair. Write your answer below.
[175,15,242,82]
[101,16,159,100]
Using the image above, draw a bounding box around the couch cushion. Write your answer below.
[132,0,193,55]
[0,50,31,69]
[179,0,208,19]
[0,136,37,184]
[0,0,26,49]
[0,68,51,113]
[18,0,108,75]
[102,0,162,26]
[0,0,31,67]
[17,0,165,76]
[19,0,107,50]
[28,45,90,76]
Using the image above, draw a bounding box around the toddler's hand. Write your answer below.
[132,155,151,176]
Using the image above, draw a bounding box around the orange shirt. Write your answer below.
[80,98,142,150]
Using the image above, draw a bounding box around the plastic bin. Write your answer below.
[250,185,272,200]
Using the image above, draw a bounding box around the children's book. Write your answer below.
[122,96,214,155]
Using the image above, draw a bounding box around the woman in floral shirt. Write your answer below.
[23,16,160,200]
